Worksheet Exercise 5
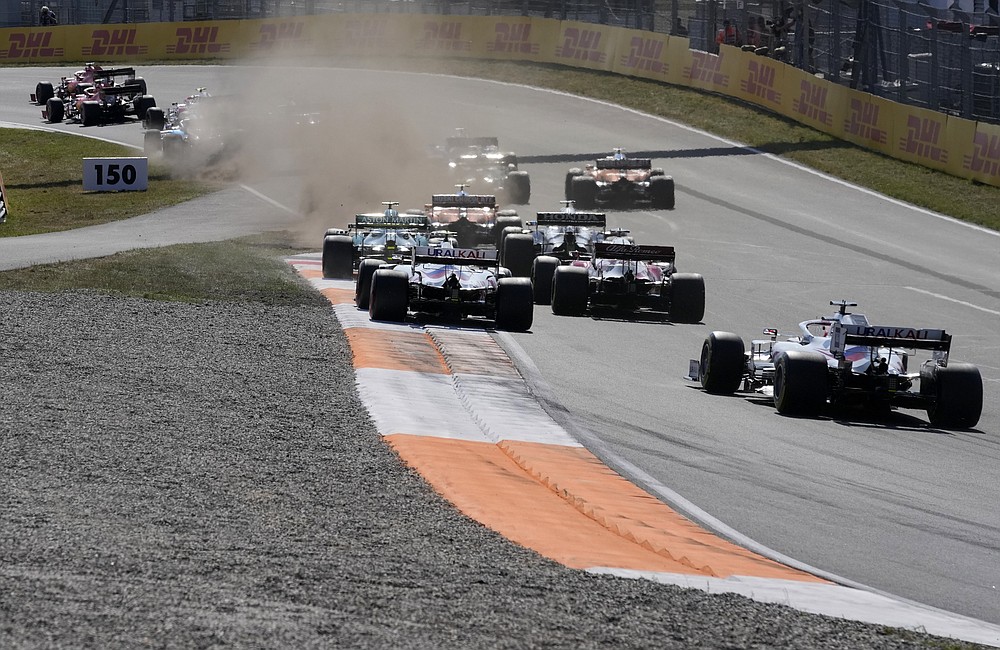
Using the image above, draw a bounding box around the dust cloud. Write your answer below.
[153,57,465,247]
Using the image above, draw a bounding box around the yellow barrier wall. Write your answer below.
[2,15,997,188]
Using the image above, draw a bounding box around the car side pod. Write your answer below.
[773,350,828,416]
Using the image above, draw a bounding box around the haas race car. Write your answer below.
[689,300,984,429]
[565,149,674,210]
[442,135,531,205]
[547,241,705,322]
[364,246,533,332]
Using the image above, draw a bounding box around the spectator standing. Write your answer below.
[39,5,57,25]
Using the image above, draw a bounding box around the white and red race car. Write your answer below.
[689,300,984,429]
[364,245,533,332]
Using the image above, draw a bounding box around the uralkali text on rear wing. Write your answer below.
[412,246,498,265]
[830,323,952,354]
[593,242,676,263]
[535,212,606,227]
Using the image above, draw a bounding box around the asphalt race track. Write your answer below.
[2,64,998,627]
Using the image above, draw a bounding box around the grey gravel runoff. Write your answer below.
[0,290,984,649]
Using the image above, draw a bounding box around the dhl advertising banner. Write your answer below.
[961,121,1000,185]
[541,21,618,72]
[783,65,847,136]
[610,27,671,85]
[2,14,998,188]
[888,102,955,175]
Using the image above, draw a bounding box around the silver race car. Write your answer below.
[689,300,983,428]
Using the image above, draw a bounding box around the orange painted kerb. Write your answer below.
[347,328,451,375]
[295,260,829,584]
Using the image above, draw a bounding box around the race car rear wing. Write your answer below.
[93,67,137,80]
[595,158,652,170]
[101,84,144,96]
[431,194,496,209]
[354,214,429,229]
[594,242,675,263]
[535,212,606,227]
[412,246,497,265]
[830,323,952,355]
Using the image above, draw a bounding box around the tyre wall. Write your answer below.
[3,16,1000,188]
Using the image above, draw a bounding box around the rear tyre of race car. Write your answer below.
[699,332,745,394]
[551,265,589,316]
[506,171,531,204]
[143,130,162,155]
[501,233,535,278]
[355,258,383,310]
[35,82,54,106]
[369,269,409,323]
[495,278,534,332]
[650,176,675,210]
[564,169,583,200]
[499,225,522,249]
[321,235,354,280]
[773,350,828,417]
[46,97,64,123]
[571,176,599,209]
[494,215,522,248]
[144,106,166,131]
[134,95,156,120]
[81,100,101,127]
[531,256,560,305]
[668,273,705,323]
[134,77,148,96]
[923,363,983,429]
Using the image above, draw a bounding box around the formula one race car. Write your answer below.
[321,203,431,307]
[35,65,155,126]
[547,241,704,322]
[142,87,218,159]
[689,300,984,429]
[424,190,520,250]
[565,149,674,210]
[441,134,531,204]
[365,246,533,331]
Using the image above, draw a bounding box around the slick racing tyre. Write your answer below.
[35,81,54,106]
[668,273,705,323]
[494,215,521,248]
[134,95,156,120]
[506,171,531,204]
[550,265,589,316]
[321,235,354,280]
[923,363,983,429]
[564,169,583,200]
[133,76,148,96]
[699,332,745,394]
[144,106,166,131]
[570,176,598,209]
[501,233,535,278]
[649,175,675,210]
[369,269,409,323]
[46,97,64,123]
[530,256,560,306]
[355,258,383,310]
[81,100,101,127]
[494,278,534,332]
[773,350,828,416]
